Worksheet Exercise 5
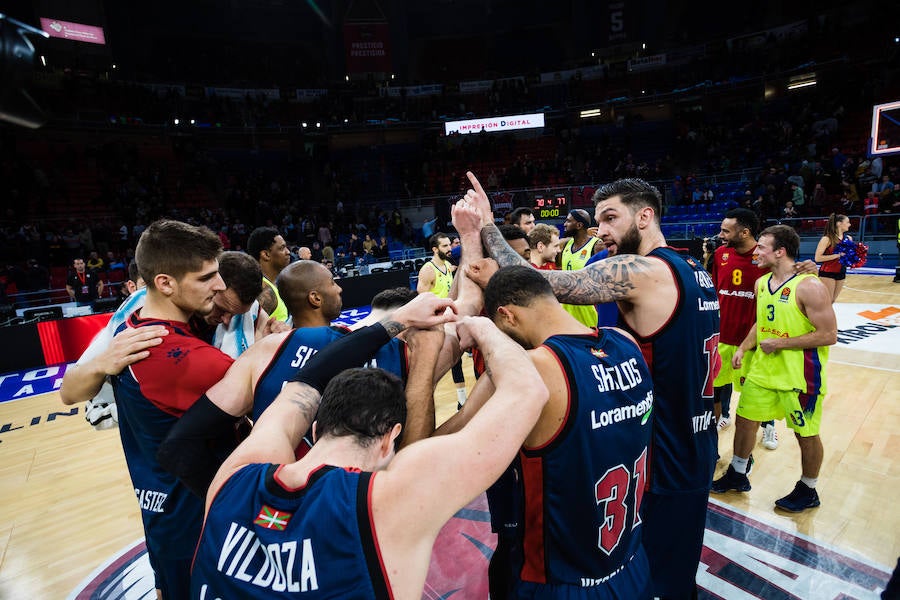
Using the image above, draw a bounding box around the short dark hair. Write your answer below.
[593,178,662,223]
[135,220,222,287]
[127,259,140,283]
[218,251,263,304]
[484,265,555,317]
[277,260,333,317]
[429,232,450,251]
[724,208,760,238]
[370,287,417,311]
[759,224,800,259]
[316,368,406,451]
[247,227,280,260]
[508,207,534,227]
[497,224,528,244]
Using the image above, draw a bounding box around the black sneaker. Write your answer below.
[711,465,751,493]
[775,481,820,512]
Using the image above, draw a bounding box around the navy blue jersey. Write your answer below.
[252,326,409,421]
[617,247,720,494]
[511,329,653,594]
[192,464,391,599]
[111,313,233,572]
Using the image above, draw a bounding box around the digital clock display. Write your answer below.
[532,192,569,219]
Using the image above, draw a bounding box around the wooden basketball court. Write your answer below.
[0,274,897,597]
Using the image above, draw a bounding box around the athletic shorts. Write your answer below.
[818,269,846,281]
[641,489,708,599]
[735,379,786,423]
[739,380,823,436]
[145,541,192,599]
[714,344,753,390]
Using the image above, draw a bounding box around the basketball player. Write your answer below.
[558,209,603,327]
[248,226,292,321]
[190,296,548,600]
[418,231,469,406]
[463,171,720,599]
[441,265,654,598]
[108,220,234,599]
[712,225,836,512]
[528,223,561,270]
[417,232,455,297]
[59,252,277,422]
[710,209,779,449]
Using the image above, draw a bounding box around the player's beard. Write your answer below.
[437,250,451,262]
[615,223,642,255]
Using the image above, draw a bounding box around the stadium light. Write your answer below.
[787,80,816,90]
[580,109,602,119]
[174,118,179,125]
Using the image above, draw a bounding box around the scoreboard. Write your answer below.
[531,192,569,220]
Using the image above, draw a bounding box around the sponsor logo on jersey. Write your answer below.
[779,287,791,303]
[589,347,608,359]
[721,252,730,262]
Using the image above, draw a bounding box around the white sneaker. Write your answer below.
[717,416,731,432]
[762,424,779,450]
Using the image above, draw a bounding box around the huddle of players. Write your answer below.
[62,173,834,600]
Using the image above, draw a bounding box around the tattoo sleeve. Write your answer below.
[544,254,651,304]
[481,224,530,267]
[380,319,408,338]
[284,383,321,426]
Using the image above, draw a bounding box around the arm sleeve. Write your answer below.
[289,323,391,393]
[157,394,243,499]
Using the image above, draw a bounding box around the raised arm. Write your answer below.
[400,325,445,447]
[373,316,548,550]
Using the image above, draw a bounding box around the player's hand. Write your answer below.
[404,322,445,352]
[759,338,780,354]
[102,325,167,375]
[465,257,499,288]
[731,348,744,370]
[464,171,494,226]
[587,226,599,238]
[793,259,818,275]
[264,316,292,335]
[451,200,483,236]
[455,316,499,352]
[392,292,458,330]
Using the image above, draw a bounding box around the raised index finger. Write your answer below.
[466,171,486,197]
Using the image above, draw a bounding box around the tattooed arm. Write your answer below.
[481,220,656,305]
[205,379,322,509]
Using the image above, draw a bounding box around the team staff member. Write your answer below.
[466,171,719,599]
[558,209,603,327]
[714,225,837,512]
[110,220,234,599]
[66,257,104,308]
[248,226,292,321]
[508,206,536,234]
[191,297,549,600]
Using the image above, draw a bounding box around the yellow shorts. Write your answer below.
[713,344,753,391]
[737,379,823,437]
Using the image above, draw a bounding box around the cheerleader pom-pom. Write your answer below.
[836,238,867,268]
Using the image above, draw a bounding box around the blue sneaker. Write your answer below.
[775,481,820,512]
[711,465,751,493]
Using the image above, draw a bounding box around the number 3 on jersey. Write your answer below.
[594,448,647,556]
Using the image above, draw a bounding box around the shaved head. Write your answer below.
[277,260,343,323]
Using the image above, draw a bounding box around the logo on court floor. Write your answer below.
[67,498,891,600]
